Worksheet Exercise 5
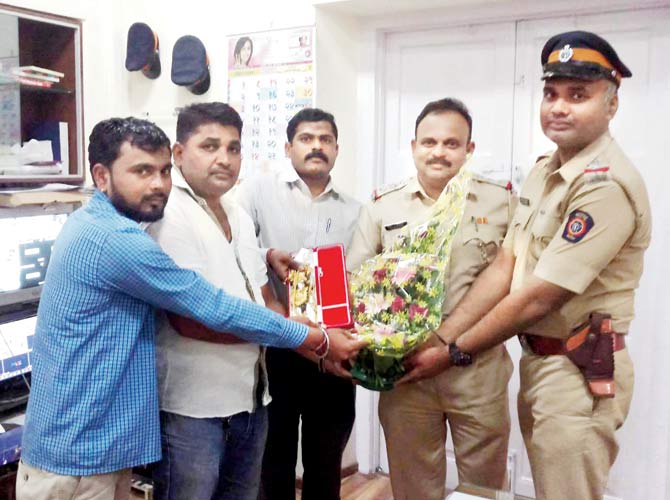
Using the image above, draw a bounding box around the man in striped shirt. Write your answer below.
[238,108,362,500]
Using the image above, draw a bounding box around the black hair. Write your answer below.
[88,117,170,184]
[176,102,243,143]
[414,98,473,142]
[233,36,253,65]
[286,108,338,143]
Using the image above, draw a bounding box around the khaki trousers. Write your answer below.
[518,348,634,500]
[380,344,513,500]
[16,461,132,500]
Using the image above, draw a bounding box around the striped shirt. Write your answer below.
[21,189,308,476]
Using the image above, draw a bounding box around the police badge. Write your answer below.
[558,44,574,63]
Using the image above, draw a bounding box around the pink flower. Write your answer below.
[370,294,392,313]
[409,303,428,320]
[391,296,405,313]
[393,266,416,285]
[374,324,396,337]
[373,268,387,283]
[356,302,366,314]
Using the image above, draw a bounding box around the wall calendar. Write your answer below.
[227,26,315,177]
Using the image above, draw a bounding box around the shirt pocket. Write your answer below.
[461,222,502,267]
[512,203,533,231]
[381,220,410,248]
[529,211,563,260]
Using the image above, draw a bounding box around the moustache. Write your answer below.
[426,158,451,167]
[304,151,329,163]
[210,168,232,177]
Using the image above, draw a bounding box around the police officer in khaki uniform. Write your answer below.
[401,32,651,500]
[347,98,514,500]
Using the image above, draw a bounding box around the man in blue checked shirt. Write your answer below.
[16,117,365,500]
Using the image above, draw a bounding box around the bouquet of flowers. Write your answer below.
[349,168,472,390]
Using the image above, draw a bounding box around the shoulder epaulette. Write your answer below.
[535,150,554,164]
[582,159,612,184]
[371,179,408,201]
[471,173,513,192]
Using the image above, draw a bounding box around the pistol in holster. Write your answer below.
[564,312,615,398]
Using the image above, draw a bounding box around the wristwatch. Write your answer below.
[448,341,473,367]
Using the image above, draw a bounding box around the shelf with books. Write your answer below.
[19,84,74,95]
[0,6,84,185]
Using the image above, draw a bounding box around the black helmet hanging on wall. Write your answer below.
[171,35,211,95]
[125,22,161,79]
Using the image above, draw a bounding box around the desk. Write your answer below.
[451,483,534,499]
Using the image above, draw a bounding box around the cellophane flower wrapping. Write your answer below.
[349,168,472,391]
[287,249,318,322]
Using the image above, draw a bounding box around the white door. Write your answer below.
[379,6,670,499]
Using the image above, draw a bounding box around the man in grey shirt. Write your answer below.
[237,108,361,500]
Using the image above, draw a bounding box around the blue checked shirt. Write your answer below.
[21,190,308,476]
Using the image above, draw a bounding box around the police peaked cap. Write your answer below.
[541,31,632,86]
[171,35,211,95]
[125,22,161,79]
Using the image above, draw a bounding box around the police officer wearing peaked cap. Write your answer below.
[401,31,651,500]
[541,30,632,85]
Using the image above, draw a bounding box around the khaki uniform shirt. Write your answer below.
[347,175,513,314]
[503,132,652,338]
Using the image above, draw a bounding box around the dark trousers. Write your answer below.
[260,348,355,500]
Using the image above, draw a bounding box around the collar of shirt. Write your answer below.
[91,188,152,230]
[90,188,117,214]
[171,167,235,226]
[172,167,210,205]
[407,176,436,202]
[278,166,342,200]
[544,131,614,183]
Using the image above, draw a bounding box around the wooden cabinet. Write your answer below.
[0,4,84,185]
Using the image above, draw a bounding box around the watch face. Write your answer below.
[449,342,473,367]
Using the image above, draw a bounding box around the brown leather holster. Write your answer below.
[564,313,616,398]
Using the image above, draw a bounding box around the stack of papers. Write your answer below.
[11,65,65,89]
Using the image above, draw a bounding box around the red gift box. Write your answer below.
[287,244,353,328]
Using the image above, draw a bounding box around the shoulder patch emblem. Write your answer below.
[372,179,407,201]
[583,166,611,184]
[562,210,594,243]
